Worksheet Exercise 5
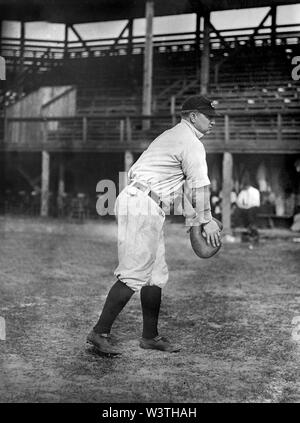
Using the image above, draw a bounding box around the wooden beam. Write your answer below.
[64,24,69,58]
[126,116,132,143]
[82,117,87,144]
[195,12,201,68]
[58,154,65,197]
[120,119,125,143]
[125,150,134,173]
[171,95,176,126]
[222,151,233,234]
[277,113,282,143]
[127,18,133,55]
[19,21,25,95]
[110,20,130,53]
[208,21,231,51]
[0,21,2,56]
[224,114,230,145]
[200,12,210,95]
[69,24,91,54]
[57,154,65,216]
[271,6,277,47]
[41,150,50,217]
[142,0,154,130]
[15,167,41,193]
[127,19,134,89]
[249,7,272,44]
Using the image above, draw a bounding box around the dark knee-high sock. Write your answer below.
[93,279,134,334]
[141,285,162,339]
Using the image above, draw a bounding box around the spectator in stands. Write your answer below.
[236,179,260,245]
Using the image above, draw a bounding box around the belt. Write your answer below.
[130,181,163,209]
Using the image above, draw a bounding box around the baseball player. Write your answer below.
[87,95,221,356]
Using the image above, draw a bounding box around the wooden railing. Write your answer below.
[1,111,299,153]
[156,81,300,115]
[2,23,299,68]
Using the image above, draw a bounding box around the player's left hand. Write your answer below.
[202,219,221,248]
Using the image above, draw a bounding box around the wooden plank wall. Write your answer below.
[5,86,76,146]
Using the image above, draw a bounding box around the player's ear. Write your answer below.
[190,111,197,123]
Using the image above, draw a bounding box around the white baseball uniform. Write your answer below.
[114,119,211,292]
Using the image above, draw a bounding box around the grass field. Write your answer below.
[0,216,300,403]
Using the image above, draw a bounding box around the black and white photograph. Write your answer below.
[0,0,300,408]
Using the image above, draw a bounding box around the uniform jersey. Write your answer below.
[128,119,210,206]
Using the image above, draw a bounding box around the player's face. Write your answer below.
[192,112,215,134]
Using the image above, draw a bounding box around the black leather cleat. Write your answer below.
[86,330,121,356]
[139,335,181,352]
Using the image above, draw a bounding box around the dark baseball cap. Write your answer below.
[181,95,221,117]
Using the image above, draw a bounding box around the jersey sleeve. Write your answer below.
[181,138,210,188]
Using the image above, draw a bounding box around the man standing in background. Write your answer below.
[237,180,261,246]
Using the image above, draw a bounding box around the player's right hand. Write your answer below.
[202,219,221,248]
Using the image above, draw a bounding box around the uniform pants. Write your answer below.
[114,185,169,292]
[239,207,259,229]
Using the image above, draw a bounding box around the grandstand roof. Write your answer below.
[0,0,298,23]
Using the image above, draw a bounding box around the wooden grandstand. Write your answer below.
[0,0,300,230]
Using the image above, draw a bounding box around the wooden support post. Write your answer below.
[18,21,25,96]
[195,12,201,72]
[171,95,176,126]
[249,8,272,45]
[222,152,233,235]
[126,117,132,143]
[200,13,210,95]
[82,117,87,144]
[128,19,133,56]
[142,0,154,130]
[57,154,65,217]
[41,151,50,217]
[4,112,8,144]
[222,115,232,234]
[277,113,282,143]
[127,19,135,90]
[208,21,231,51]
[58,156,65,197]
[64,24,69,58]
[20,21,25,70]
[120,119,125,143]
[0,21,2,56]
[214,62,220,85]
[256,162,268,192]
[125,150,134,173]
[271,6,277,47]
[120,150,134,192]
[110,21,130,53]
[224,114,229,145]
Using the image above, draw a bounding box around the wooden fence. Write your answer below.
[1,111,299,153]
[2,23,299,70]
